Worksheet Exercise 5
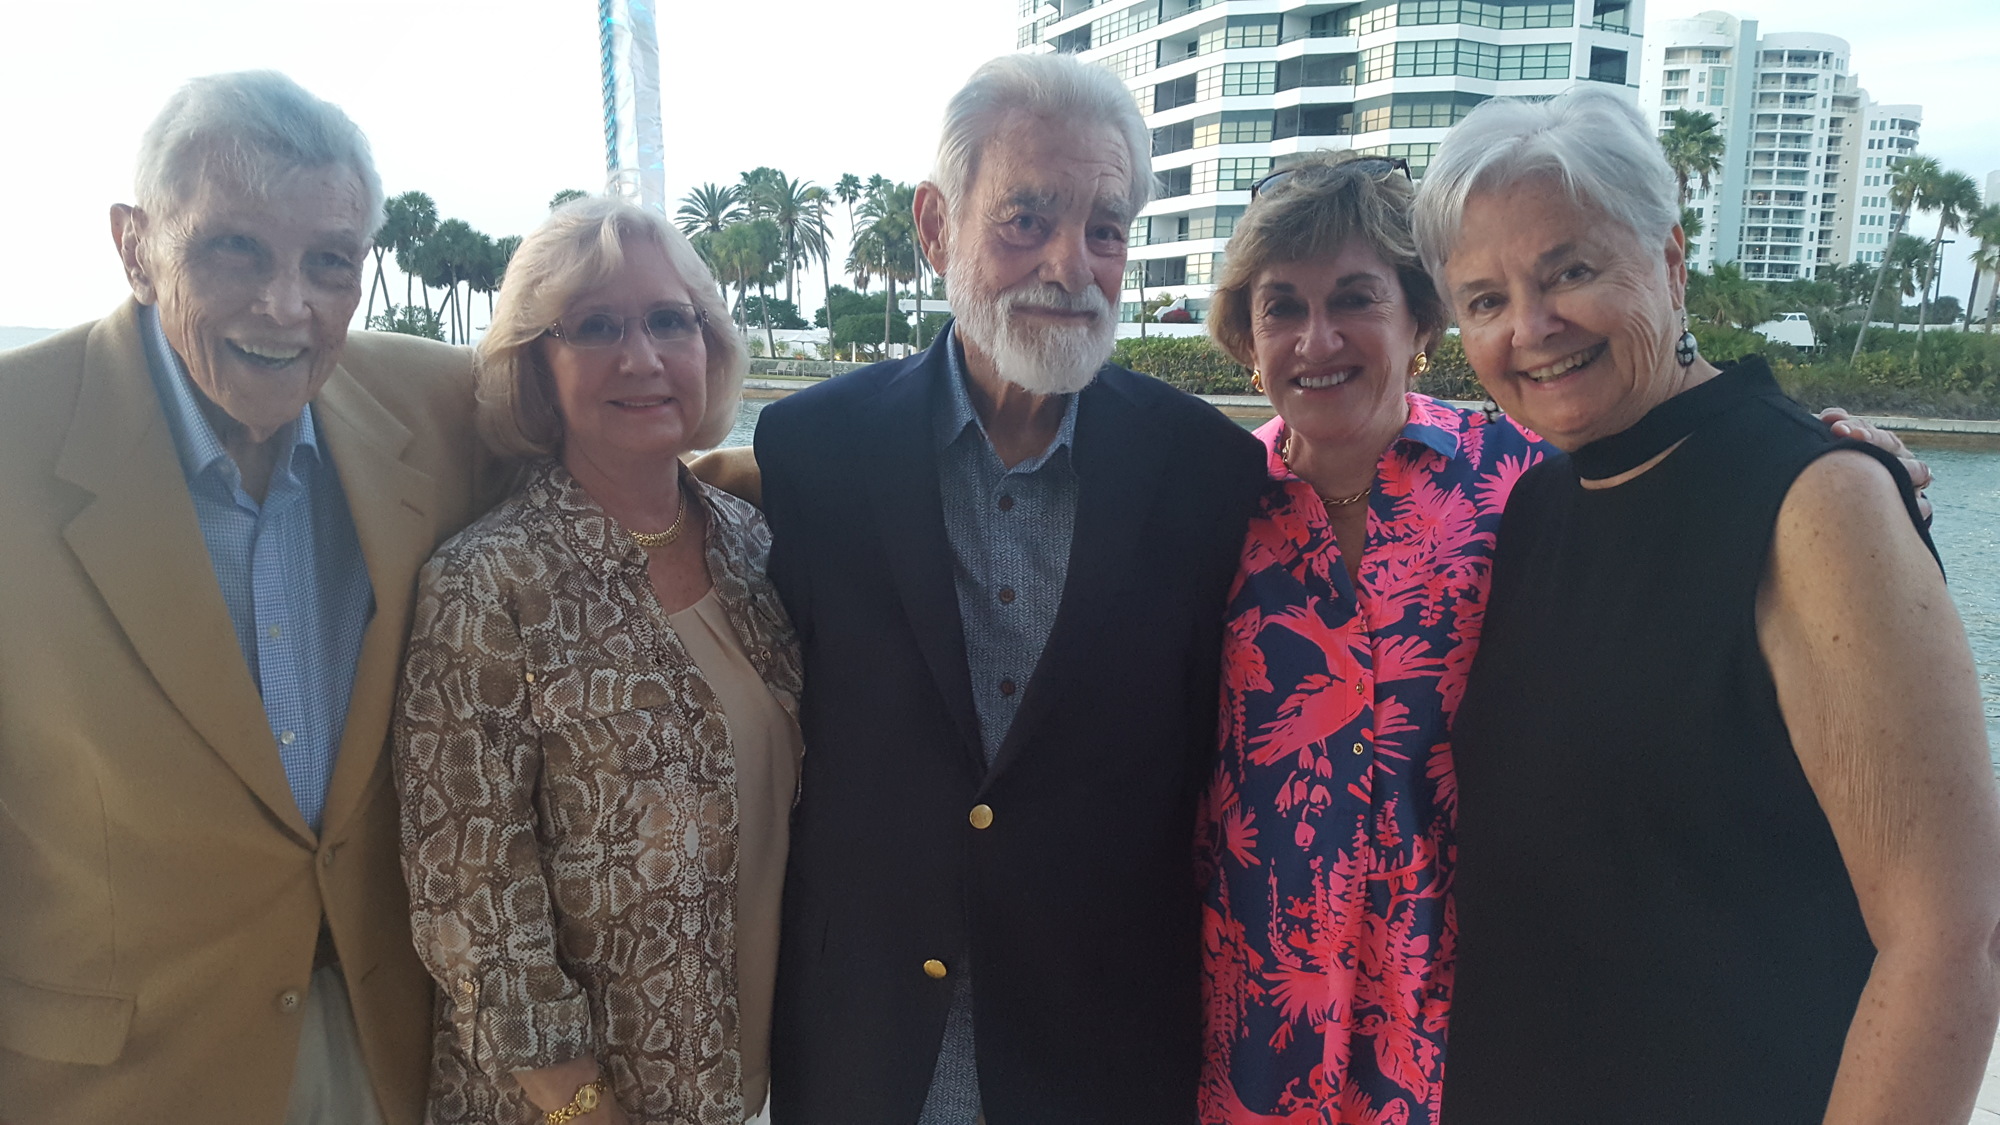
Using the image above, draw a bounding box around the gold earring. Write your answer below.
[1250,370,1265,394]
[1411,352,1431,376]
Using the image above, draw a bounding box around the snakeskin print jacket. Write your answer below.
[394,460,801,1125]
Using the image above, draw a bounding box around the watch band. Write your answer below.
[545,1078,606,1125]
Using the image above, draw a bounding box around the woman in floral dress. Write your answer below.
[1195,152,1548,1125]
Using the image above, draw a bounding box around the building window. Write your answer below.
[1215,16,1281,49]
[1186,253,1220,285]
[1353,141,1441,179]
[1277,53,1359,89]
[1144,257,1188,288]
[1093,1,1157,46]
[1157,167,1193,198]
[1186,208,1245,241]
[1397,1,1575,29]
[1500,42,1570,81]
[1100,44,1152,81]
[1219,61,1277,96]
[1356,91,1490,131]
[1194,112,1274,147]
[1587,47,1627,85]
[1154,73,1198,113]
[1153,120,1195,156]
[1189,156,1271,194]
[1273,103,1356,138]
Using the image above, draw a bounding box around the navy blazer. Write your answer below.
[756,330,1265,1125]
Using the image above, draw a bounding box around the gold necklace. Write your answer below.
[625,489,688,549]
[1281,427,1372,507]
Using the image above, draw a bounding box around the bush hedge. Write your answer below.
[1109,332,1485,401]
[1107,323,2000,420]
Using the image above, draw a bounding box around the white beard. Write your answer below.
[947,254,1116,396]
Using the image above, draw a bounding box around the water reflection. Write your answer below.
[721,398,2000,770]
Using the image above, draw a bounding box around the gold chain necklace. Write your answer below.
[1281,427,1371,508]
[624,488,688,549]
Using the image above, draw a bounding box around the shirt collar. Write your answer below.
[932,324,1080,470]
[1253,392,1465,480]
[141,304,321,486]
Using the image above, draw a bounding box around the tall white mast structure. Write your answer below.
[599,0,666,211]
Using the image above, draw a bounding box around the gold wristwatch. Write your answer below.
[545,1078,606,1124]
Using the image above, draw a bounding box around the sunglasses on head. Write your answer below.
[1249,156,1413,200]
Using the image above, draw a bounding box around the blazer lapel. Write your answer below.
[865,344,986,772]
[313,367,438,842]
[54,302,314,843]
[988,372,1167,780]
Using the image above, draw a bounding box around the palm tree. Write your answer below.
[1659,110,1725,205]
[835,173,863,243]
[740,172,829,309]
[1685,263,1772,331]
[802,186,838,349]
[1880,234,1931,331]
[377,191,437,322]
[1959,204,2000,332]
[1914,170,1980,339]
[710,218,784,358]
[856,182,918,354]
[1852,154,1941,360]
[676,183,744,238]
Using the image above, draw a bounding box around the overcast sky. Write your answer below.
[0,0,1992,330]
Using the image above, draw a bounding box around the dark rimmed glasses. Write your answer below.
[1249,156,1413,200]
[545,303,708,348]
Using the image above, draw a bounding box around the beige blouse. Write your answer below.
[665,590,801,1119]
[394,461,802,1125]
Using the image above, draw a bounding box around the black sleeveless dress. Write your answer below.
[1440,358,1934,1124]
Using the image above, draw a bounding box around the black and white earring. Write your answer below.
[1482,397,1503,424]
[1675,312,1698,368]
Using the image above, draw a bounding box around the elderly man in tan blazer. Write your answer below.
[0,72,488,1124]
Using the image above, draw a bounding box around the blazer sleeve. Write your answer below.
[392,549,598,1076]
[754,403,814,644]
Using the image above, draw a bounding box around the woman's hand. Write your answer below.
[513,1058,629,1124]
[1816,407,1934,521]
[1758,449,2000,1125]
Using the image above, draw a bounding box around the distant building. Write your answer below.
[1637,10,1919,281]
[1017,0,1648,323]
[1975,171,2000,327]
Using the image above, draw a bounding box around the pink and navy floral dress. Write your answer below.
[1198,395,1549,1125]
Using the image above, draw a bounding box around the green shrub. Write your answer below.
[1111,335,1252,394]
[1415,334,1482,401]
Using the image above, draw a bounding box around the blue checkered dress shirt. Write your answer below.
[142,306,374,833]
[917,327,1081,1124]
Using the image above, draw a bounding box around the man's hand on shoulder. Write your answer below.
[689,446,764,510]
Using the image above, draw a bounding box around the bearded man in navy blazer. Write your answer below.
[713,52,1265,1125]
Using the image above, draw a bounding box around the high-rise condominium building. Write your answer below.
[1016,0,1648,323]
[1637,10,1919,282]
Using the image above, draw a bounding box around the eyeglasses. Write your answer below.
[1249,156,1413,200]
[545,304,708,348]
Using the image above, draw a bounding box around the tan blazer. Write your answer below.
[0,301,488,1124]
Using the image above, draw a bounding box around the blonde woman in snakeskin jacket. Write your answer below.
[393,196,802,1125]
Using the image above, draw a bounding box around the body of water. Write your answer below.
[723,397,2000,769]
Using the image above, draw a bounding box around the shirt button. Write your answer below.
[969,804,994,830]
[999,679,1017,698]
[1352,742,1365,756]
[923,959,949,980]
[280,731,297,746]
[997,495,1015,512]
[320,846,338,868]
[277,990,301,1013]
[997,587,1016,605]
[1355,682,1364,695]
[266,625,282,639]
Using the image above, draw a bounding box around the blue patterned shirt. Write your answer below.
[932,329,1081,762]
[919,328,1082,1124]
[142,306,374,832]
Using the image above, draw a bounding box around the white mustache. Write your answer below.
[998,285,1108,320]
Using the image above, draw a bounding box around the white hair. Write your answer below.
[135,71,386,236]
[1413,85,1679,283]
[933,52,1153,220]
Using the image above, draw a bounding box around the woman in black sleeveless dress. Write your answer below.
[1412,87,2000,1123]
